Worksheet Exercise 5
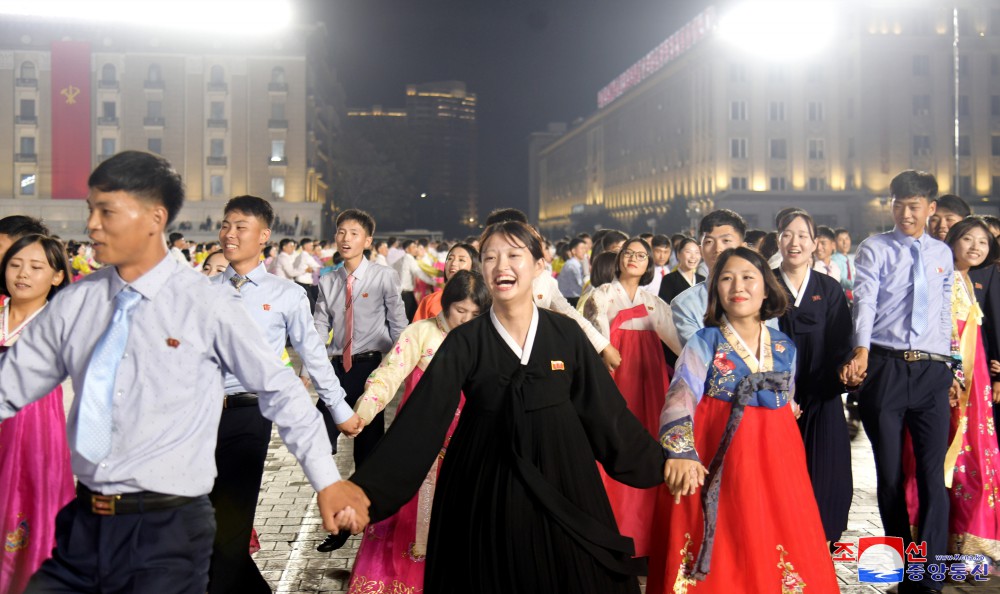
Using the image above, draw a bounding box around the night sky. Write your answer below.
[307,0,707,220]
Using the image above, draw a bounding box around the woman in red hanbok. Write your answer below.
[586,237,680,557]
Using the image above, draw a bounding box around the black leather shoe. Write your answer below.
[316,530,350,552]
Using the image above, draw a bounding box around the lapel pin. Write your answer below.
[166,338,180,348]
[551,361,565,371]
[811,295,822,302]
[262,304,271,311]
[362,292,369,298]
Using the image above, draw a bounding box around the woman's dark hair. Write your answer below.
[615,238,655,286]
[777,210,816,239]
[263,245,276,259]
[589,251,618,289]
[478,221,545,261]
[744,229,767,249]
[704,246,789,328]
[674,237,700,270]
[441,269,491,313]
[758,232,779,261]
[944,216,1000,269]
[0,234,72,299]
[445,243,481,280]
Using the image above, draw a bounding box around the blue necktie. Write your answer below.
[77,287,143,463]
[911,240,928,335]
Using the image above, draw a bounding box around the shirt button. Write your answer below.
[122,353,128,359]
[100,463,107,468]
[117,391,123,397]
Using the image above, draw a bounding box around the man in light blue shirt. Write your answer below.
[0,152,366,593]
[841,170,955,594]
[208,196,361,593]
[557,237,587,307]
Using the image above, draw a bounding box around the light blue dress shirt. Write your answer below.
[671,281,779,348]
[557,257,584,299]
[314,257,408,356]
[830,252,855,293]
[214,263,353,424]
[0,255,340,496]
[852,229,953,356]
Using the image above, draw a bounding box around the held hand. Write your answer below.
[317,481,370,534]
[663,459,707,503]
[991,360,1000,375]
[992,381,1000,404]
[601,345,622,373]
[949,380,961,408]
[332,506,366,535]
[790,400,803,420]
[336,413,364,438]
[839,348,868,387]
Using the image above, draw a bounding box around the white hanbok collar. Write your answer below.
[721,315,771,373]
[779,267,811,308]
[490,305,539,366]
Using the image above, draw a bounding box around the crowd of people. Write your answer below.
[0,152,997,594]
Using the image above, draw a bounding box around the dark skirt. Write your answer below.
[797,392,853,542]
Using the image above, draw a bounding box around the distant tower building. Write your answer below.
[405,81,478,233]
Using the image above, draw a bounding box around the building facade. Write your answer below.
[534,2,1000,237]
[0,17,343,240]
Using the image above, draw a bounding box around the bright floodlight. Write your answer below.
[718,1,838,61]
[0,0,293,36]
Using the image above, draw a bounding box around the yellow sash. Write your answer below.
[944,274,982,489]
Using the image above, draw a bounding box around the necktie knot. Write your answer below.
[115,287,142,312]
[230,275,249,291]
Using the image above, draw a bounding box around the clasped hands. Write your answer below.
[318,480,371,536]
[663,458,708,504]
[336,412,365,438]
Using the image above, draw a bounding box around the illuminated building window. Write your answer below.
[731,176,748,190]
[770,139,787,160]
[271,140,285,163]
[913,55,929,76]
[730,101,747,121]
[769,101,785,121]
[912,135,932,156]
[808,177,827,191]
[770,176,787,191]
[210,138,225,158]
[19,173,35,196]
[730,138,747,159]
[271,177,285,199]
[808,139,825,160]
[912,95,931,116]
[272,67,285,84]
[210,175,224,197]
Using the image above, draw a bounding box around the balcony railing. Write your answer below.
[15,115,38,125]
[207,156,227,166]
[98,80,119,90]
[268,119,288,129]
[268,157,287,166]
[97,116,119,126]
[207,82,228,92]
[15,153,37,163]
[207,118,228,129]
[143,116,165,127]
[144,80,165,90]
[268,82,288,92]
[15,78,38,88]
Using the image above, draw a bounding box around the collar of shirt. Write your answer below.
[490,304,539,365]
[779,267,811,308]
[222,262,267,287]
[892,227,927,248]
[611,277,641,305]
[339,256,370,281]
[107,254,175,301]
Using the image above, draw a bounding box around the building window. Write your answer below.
[19,61,36,80]
[210,175,224,197]
[271,176,285,199]
[808,138,825,160]
[19,173,35,196]
[101,138,116,157]
[913,95,931,116]
[913,55,930,76]
[270,140,285,163]
[993,55,1000,77]
[148,63,162,82]
[993,95,1000,117]
[148,138,162,154]
[808,177,827,191]
[770,139,787,159]
[101,63,116,83]
[730,138,747,159]
[146,100,161,118]
[210,138,225,157]
[768,101,785,121]
[955,175,973,196]
[992,135,1000,157]
[210,65,224,84]
[957,95,970,117]
[807,101,824,122]
[730,101,747,121]
[271,67,286,84]
[19,99,35,118]
[271,103,285,120]
[210,101,224,119]
[912,135,932,156]
[993,176,1000,197]
[102,101,116,119]
[19,136,35,156]
[959,135,971,156]
[731,176,748,190]
[770,176,787,191]
[729,64,747,83]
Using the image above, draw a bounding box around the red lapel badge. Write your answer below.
[975,283,983,290]
[262,304,271,311]
[537,294,544,300]
[551,361,565,371]
[936,267,944,274]
[166,338,180,348]
[362,292,369,298]
[811,295,822,302]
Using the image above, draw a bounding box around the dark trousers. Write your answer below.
[401,291,417,322]
[566,296,579,308]
[296,282,319,313]
[859,352,951,591]
[26,496,215,594]
[207,405,273,594]
[317,357,383,471]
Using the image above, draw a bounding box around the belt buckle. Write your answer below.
[91,494,120,515]
[223,395,229,409]
[903,350,920,362]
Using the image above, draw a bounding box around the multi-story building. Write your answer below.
[0,16,344,240]
[534,2,1000,237]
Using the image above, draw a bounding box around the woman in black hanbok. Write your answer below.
[347,221,671,594]
[774,210,853,544]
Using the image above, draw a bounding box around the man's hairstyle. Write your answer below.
[278,238,297,250]
[224,195,275,228]
[336,208,375,236]
[299,237,313,247]
[88,150,185,225]
[744,229,767,248]
[651,234,671,249]
[699,209,747,239]
[815,225,837,242]
[834,228,850,238]
[484,208,528,226]
[400,239,415,250]
[576,232,591,240]
[615,238,655,286]
[670,233,688,252]
[890,169,938,201]
[372,240,387,251]
[478,221,545,261]
[704,246,788,327]
[600,230,629,252]
[0,234,71,299]
[639,232,654,243]
[168,232,184,245]
[567,237,585,252]
[387,236,398,247]
[944,216,1000,269]
[441,269,492,313]
[417,238,429,248]
[0,215,49,238]
[933,194,971,217]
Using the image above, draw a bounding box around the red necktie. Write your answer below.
[343,274,354,372]
[661,267,666,277]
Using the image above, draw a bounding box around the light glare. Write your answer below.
[719,1,838,62]
[0,0,293,35]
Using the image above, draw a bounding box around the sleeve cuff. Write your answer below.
[329,400,355,424]
[301,454,342,492]
[659,416,699,461]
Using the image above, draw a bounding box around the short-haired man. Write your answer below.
[294,236,322,310]
[0,151,365,593]
[0,215,49,260]
[313,208,408,551]
[841,170,955,594]
[273,237,312,281]
[928,193,971,242]
[168,231,187,264]
[640,234,672,296]
[393,238,439,321]
[813,225,841,280]
[830,228,855,301]
[557,237,587,307]
[208,196,362,593]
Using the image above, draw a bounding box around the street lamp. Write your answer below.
[717,1,838,62]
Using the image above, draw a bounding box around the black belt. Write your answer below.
[331,351,382,363]
[223,392,259,408]
[871,345,952,364]
[77,483,198,516]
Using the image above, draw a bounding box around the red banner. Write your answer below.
[51,41,91,199]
